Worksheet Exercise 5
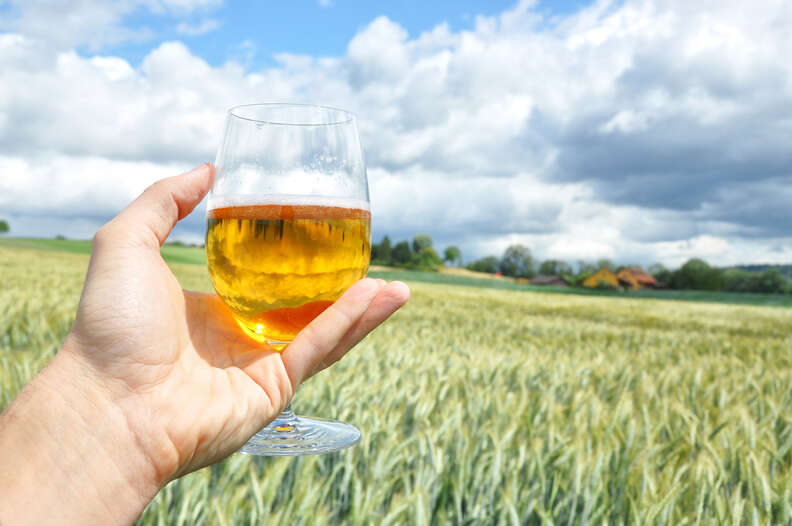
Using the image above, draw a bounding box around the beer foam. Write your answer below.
[207,194,370,214]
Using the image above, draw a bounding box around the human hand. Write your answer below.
[0,163,409,525]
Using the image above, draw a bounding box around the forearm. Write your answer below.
[0,347,160,526]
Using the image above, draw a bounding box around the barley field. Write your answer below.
[2,245,792,525]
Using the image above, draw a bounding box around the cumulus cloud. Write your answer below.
[1,0,791,267]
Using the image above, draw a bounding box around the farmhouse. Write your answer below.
[616,268,640,290]
[530,275,570,287]
[582,268,619,289]
[584,267,660,290]
[624,268,658,289]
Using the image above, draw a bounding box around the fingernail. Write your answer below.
[352,278,380,302]
[185,162,210,179]
[389,281,410,302]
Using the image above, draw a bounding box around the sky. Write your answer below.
[0,0,791,269]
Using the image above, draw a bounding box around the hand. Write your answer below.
[0,163,409,525]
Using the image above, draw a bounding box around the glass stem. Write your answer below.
[277,404,296,421]
[262,403,299,434]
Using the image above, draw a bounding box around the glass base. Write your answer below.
[239,406,361,456]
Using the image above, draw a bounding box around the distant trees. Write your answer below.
[390,241,413,265]
[467,256,499,274]
[0,220,8,234]
[670,258,723,291]
[443,246,462,266]
[648,263,672,284]
[419,247,443,268]
[464,244,537,278]
[577,260,597,274]
[538,259,573,276]
[666,259,790,294]
[752,269,789,294]
[596,259,616,272]
[371,235,391,262]
[371,231,791,295]
[723,268,789,294]
[371,234,443,271]
[412,234,433,254]
[499,244,535,278]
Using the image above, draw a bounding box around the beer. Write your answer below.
[206,198,371,347]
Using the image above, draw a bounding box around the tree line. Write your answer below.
[649,259,791,294]
[372,235,792,295]
[371,234,452,270]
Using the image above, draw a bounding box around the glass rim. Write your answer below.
[227,103,356,127]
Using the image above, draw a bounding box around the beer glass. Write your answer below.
[206,103,370,455]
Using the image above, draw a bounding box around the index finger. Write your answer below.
[281,278,381,388]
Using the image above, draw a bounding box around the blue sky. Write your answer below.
[102,0,591,68]
[1,0,791,267]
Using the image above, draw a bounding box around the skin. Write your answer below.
[0,164,409,525]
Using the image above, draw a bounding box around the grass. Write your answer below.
[3,237,791,307]
[2,243,792,524]
[0,237,205,266]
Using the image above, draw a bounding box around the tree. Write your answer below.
[596,259,616,271]
[670,258,723,291]
[467,256,499,274]
[648,263,666,276]
[574,271,594,287]
[577,260,597,274]
[412,234,433,253]
[391,241,413,265]
[372,235,392,263]
[499,244,535,278]
[0,220,8,234]
[754,269,788,294]
[443,246,462,266]
[538,259,572,276]
[723,268,753,292]
[723,268,789,294]
[418,247,443,269]
[649,263,673,285]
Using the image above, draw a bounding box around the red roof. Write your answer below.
[627,268,657,286]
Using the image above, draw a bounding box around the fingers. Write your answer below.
[281,279,382,388]
[314,281,409,375]
[100,163,215,249]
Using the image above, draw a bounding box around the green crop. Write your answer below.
[2,246,792,525]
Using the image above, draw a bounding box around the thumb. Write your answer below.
[103,163,215,249]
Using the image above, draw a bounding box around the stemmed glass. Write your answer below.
[205,103,370,455]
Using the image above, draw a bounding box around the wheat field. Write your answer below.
[2,245,792,525]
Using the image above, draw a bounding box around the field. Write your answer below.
[2,243,792,524]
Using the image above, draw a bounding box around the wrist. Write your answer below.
[0,342,161,525]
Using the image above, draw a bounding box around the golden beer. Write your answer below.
[206,201,371,346]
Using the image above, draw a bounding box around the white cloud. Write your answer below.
[0,0,223,50]
[1,0,791,268]
[152,0,222,9]
[176,18,220,36]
